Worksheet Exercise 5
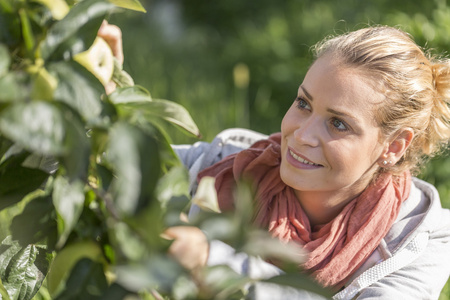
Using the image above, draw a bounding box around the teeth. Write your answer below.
[289,150,320,166]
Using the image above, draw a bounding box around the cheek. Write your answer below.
[326,140,378,175]
[325,141,363,171]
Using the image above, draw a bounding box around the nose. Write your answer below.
[293,116,320,147]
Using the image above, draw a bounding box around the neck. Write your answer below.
[294,185,368,227]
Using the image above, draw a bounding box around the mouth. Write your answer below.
[288,149,322,167]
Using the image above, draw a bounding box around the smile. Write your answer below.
[289,149,322,166]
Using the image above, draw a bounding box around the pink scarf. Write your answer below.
[198,133,411,288]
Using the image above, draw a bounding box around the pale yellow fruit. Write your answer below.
[47,240,104,298]
[74,37,114,86]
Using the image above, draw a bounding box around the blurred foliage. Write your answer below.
[0,0,332,299]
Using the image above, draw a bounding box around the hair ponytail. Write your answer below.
[429,61,450,153]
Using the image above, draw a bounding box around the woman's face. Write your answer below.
[280,55,388,200]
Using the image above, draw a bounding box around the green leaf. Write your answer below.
[242,230,306,264]
[56,104,91,181]
[108,0,146,12]
[107,122,161,216]
[10,194,58,248]
[0,280,12,300]
[192,176,221,213]
[0,101,90,180]
[18,8,35,54]
[0,102,67,156]
[0,137,13,161]
[52,176,85,249]
[0,72,26,103]
[114,255,183,293]
[49,61,103,122]
[116,99,201,137]
[30,66,58,101]
[111,57,134,87]
[0,236,50,300]
[33,0,70,20]
[0,151,49,211]
[200,265,250,299]
[155,165,189,209]
[109,221,147,261]
[108,85,152,104]
[0,44,10,76]
[47,240,104,297]
[54,258,108,300]
[0,9,21,49]
[40,0,115,60]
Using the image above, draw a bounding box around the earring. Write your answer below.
[382,160,393,166]
[383,160,388,165]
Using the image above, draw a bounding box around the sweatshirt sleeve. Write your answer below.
[338,209,450,300]
[207,240,329,300]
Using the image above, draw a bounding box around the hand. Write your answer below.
[163,226,209,271]
[97,20,123,65]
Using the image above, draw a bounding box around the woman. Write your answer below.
[101,24,450,299]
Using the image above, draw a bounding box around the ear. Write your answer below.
[378,129,414,167]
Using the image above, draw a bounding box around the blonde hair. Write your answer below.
[313,26,450,175]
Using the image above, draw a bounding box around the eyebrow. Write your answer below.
[300,85,354,120]
[300,86,313,100]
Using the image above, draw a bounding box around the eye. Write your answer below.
[330,118,348,132]
[295,96,311,111]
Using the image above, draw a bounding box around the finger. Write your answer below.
[98,20,124,65]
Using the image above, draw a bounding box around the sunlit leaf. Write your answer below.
[192,176,221,213]
[0,102,66,155]
[30,66,58,101]
[0,44,10,76]
[33,0,70,20]
[40,0,114,60]
[18,8,35,53]
[0,236,50,300]
[116,99,201,137]
[73,37,114,86]
[52,176,85,248]
[108,0,146,12]
[0,280,11,300]
[108,85,152,104]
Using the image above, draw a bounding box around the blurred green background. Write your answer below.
[110,0,450,211]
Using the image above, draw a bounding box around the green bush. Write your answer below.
[0,1,332,299]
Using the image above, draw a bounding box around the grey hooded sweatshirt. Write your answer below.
[173,128,450,300]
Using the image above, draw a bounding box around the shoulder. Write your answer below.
[336,178,450,299]
[173,128,268,171]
